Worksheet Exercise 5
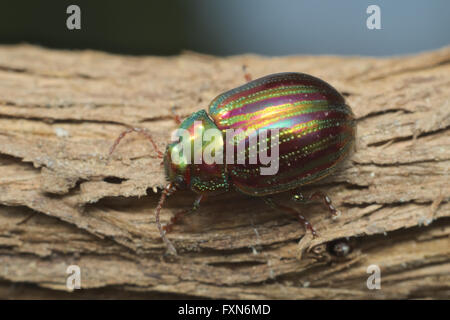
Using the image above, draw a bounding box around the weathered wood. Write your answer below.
[0,45,449,299]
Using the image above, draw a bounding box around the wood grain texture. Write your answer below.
[0,45,449,299]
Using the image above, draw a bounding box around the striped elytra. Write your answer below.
[110,72,356,255]
[208,72,356,196]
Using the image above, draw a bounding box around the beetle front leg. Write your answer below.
[264,197,318,237]
[163,194,205,233]
[109,127,164,158]
[292,190,341,219]
[171,106,182,125]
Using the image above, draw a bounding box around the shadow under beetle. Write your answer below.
[110,72,356,254]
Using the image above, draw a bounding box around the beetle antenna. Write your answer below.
[109,127,164,159]
[155,183,177,255]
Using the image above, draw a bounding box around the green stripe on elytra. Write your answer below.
[234,137,354,196]
[230,109,349,148]
[219,99,330,126]
[211,85,317,113]
[210,77,317,106]
[231,129,352,178]
[272,133,353,182]
[234,118,347,159]
[228,91,326,114]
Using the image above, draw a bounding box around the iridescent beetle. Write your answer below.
[110,72,356,254]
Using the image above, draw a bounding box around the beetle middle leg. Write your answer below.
[264,197,318,237]
[292,190,341,219]
[163,194,205,233]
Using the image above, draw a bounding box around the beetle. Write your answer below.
[110,72,356,254]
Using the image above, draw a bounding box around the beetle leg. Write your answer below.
[109,127,164,159]
[155,183,177,255]
[171,106,182,125]
[163,194,205,233]
[264,197,318,237]
[242,64,252,82]
[292,190,341,219]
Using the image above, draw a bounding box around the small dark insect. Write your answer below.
[327,239,353,257]
[110,72,356,254]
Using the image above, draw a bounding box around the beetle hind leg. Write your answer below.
[292,190,341,219]
[264,198,318,237]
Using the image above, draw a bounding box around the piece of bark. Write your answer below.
[0,45,449,299]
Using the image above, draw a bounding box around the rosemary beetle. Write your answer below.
[110,72,356,254]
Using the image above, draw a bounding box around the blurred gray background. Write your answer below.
[0,0,448,56]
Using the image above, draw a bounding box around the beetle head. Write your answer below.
[164,110,229,194]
